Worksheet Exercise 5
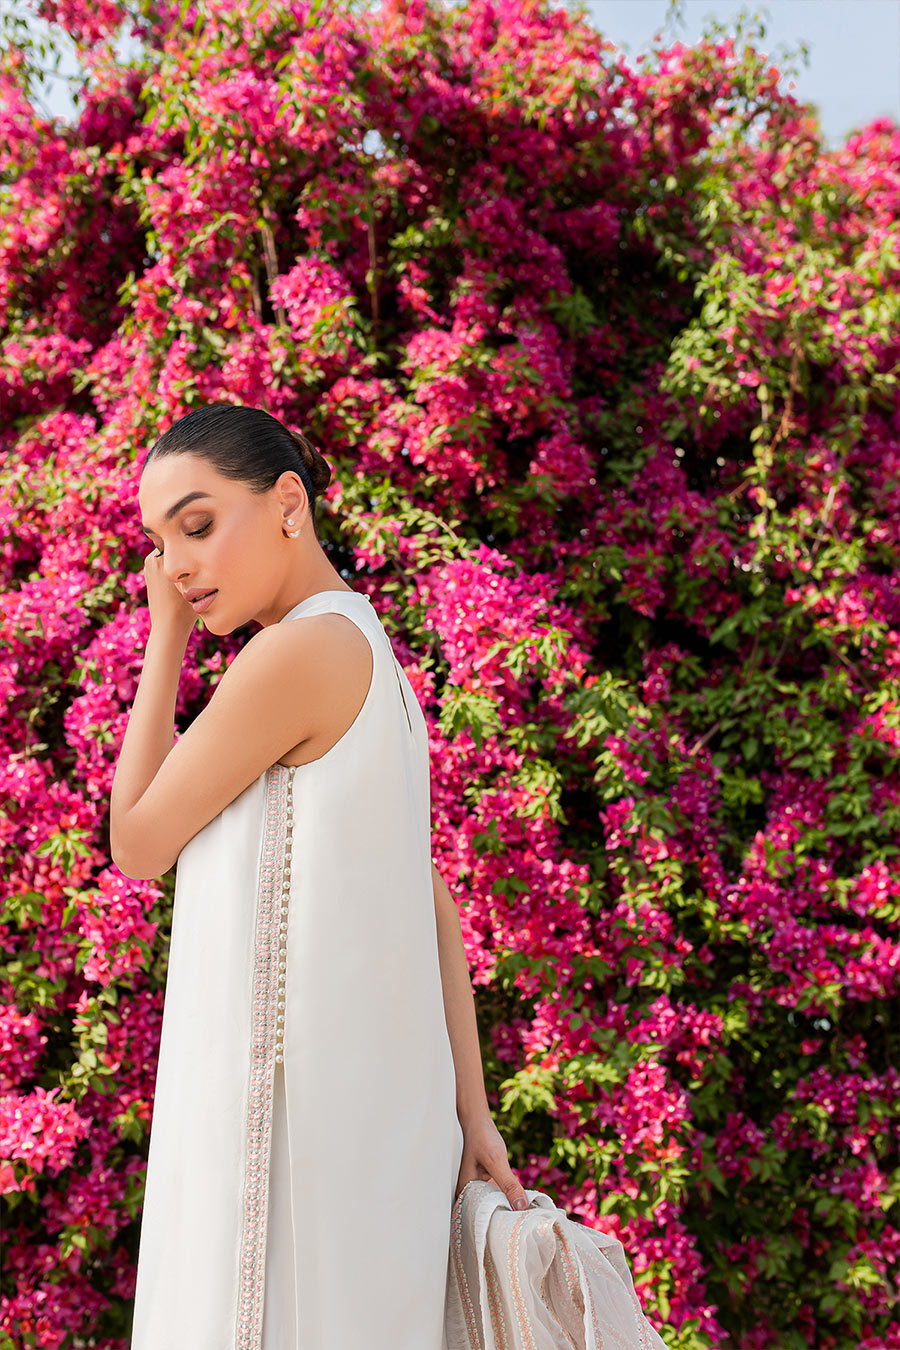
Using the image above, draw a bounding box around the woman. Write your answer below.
[111,403,528,1350]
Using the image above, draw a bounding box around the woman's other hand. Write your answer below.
[456,1111,529,1211]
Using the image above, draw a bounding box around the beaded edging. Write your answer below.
[235,763,295,1350]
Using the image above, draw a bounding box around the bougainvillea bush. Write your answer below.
[1,0,899,1344]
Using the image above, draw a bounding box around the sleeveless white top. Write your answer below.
[130,589,464,1350]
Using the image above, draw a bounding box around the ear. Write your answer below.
[275,471,309,529]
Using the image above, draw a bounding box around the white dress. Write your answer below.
[130,589,465,1349]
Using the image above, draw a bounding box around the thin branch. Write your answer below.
[258,207,286,329]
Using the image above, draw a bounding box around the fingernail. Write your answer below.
[513,1196,527,1210]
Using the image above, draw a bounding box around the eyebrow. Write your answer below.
[141,492,213,534]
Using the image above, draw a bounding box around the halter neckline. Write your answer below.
[278,590,371,623]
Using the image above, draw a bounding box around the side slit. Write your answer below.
[284,1054,299,1348]
[260,1059,298,1349]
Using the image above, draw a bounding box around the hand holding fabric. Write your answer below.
[456,1113,529,1211]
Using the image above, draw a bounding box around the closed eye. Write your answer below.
[149,522,212,557]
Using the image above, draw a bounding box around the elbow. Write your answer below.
[110,811,172,879]
[112,852,172,880]
[110,846,151,880]
[110,834,171,881]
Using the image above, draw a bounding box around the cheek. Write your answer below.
[212,515,268,577]
[201,524,235,580]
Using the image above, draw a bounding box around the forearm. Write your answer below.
[431,861,492,1127]
[109,627,189,858]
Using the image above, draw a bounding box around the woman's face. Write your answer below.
[138,452,293,633]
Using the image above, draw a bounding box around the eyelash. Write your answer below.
[152,522,211,556]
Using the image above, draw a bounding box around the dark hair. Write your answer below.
[140,404,332,541]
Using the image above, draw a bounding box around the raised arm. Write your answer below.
[110,612,370,880]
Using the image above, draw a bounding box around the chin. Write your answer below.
[203,609,247,638]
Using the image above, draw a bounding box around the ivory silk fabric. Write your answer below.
[129,590,464,1349]
[446,1181,670,1350]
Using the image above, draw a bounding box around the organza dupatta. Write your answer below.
[446,1180,670,1350]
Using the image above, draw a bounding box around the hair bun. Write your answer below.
[288,427,332,495]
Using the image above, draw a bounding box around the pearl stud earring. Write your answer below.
[285,517,301,538]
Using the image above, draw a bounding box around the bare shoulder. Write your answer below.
[228,610,374,756]
[236,609,372,676]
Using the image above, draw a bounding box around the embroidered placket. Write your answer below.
[235,763,296,1350]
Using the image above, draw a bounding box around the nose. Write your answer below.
[161,550,192,587]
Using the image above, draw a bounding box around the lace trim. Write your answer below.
[235,764,295,1349]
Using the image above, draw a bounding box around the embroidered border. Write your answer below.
[235,764,294,1350]
[485,1237,511,1350]
[508,1212,536,1350]
[450,1187,481,1348]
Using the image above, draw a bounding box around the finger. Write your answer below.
[485,1151,528,1211]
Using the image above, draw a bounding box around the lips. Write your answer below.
[189,590,218,611]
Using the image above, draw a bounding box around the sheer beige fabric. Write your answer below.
[445,1181,670,1350]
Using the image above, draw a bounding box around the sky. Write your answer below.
[9,0,900,151]
[587,0,900,148]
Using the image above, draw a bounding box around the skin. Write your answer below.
[110,450,529,1210]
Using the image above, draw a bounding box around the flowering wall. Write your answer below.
[1,1,898,1346]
